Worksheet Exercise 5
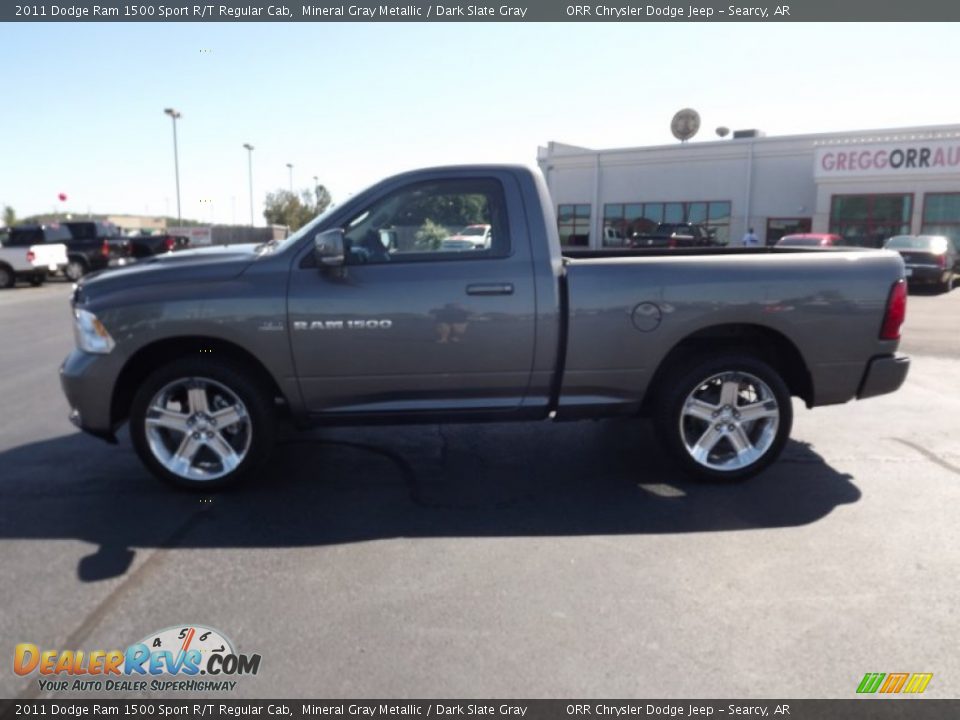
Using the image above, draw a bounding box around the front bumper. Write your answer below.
[857,353,910,400]
[60,349,123,442]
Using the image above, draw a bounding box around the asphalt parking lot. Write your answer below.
[1,280,959,699]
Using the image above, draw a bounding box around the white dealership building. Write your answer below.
[537,123,960,248]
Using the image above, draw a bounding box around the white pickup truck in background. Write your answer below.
[0,227,69,288]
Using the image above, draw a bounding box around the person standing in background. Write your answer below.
[741,227,760,246]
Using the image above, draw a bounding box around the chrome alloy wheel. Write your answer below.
[144,377,252,482]
[679,371,780,472]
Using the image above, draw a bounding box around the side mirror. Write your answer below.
[313,229,344,267]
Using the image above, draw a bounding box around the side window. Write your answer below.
[8,229,42,246]
[341,178,508,264]
[47,225,73,242]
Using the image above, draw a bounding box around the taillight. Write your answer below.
[880,279,907,340]
[668,237,677,249]
[164,237,175,252]
[936,253,947,268]
[26,250,35,263]
[101,240,110,257]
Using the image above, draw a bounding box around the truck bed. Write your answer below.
[557,247,905,412]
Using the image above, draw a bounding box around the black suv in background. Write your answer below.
[59,221,132,280]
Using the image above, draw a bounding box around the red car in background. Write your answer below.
[775,233,845,248]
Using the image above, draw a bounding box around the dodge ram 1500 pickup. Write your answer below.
[60,165,910,489]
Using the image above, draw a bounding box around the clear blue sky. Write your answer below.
[1,22,958,224]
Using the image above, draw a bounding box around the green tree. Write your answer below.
[397,192,487,227]
[414,219,449,251]
[263,185,333,231]
[263,189,315,231]
[2,205,15,227]
[313,184,332,215]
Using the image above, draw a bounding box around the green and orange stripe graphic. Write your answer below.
[857,672,933,694]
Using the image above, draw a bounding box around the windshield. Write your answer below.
[885,235,948,252]
[460,226,486,236]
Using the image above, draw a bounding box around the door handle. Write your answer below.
[466,283,514,296]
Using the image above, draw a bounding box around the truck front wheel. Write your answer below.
[129,358,276,490]
[654,354,793,481]
[0,264,14,289]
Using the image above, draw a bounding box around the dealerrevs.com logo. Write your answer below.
[14,625,261,693]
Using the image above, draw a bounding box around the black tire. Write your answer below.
[129,357,276,490]
[65,258,88,282]
[0,264,14,289]
[29,273,45,287]
[939,272,954,294]
[653,353,793,482]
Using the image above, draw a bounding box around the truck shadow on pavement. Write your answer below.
[0,418,860,581]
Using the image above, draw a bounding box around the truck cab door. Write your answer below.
[287,173,538,417]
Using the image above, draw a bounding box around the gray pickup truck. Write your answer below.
[61,165,910,489]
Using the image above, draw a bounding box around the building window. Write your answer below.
[558,204,591,246]
[766,218,812,246]
[829,194,912,248]
[603,201,731,247]
[921,193,960,249]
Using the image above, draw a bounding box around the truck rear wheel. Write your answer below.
[65,258,87,282]
[938,271,954,293]
[654,353,792,482]
[129,358,276,490]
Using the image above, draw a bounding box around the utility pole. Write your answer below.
[163,108,182,224]
[243,143,255,226]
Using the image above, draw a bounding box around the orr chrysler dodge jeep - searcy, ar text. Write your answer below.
[60,165,910,489]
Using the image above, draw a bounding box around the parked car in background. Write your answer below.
[776,233,846,248]
[125,233,191,259]
[629,222,716,248]
[883,235,959,292]
[58,221,132,281]
[443,224,492,250]
[0,225,69,288]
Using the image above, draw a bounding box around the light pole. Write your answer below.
[312,175,319,205]
[286,163,293,193]
[163,108,182,225]
[243,143,255,226]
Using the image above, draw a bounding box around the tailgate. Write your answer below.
[31,243,68,267]
[898,251,938,265]
[106,238,132,258]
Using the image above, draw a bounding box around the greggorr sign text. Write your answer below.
[815,139,960,178]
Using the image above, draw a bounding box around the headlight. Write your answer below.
[73,309,116,354]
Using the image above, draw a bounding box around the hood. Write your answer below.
[140,243,262,263]
[76,243,262,300]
